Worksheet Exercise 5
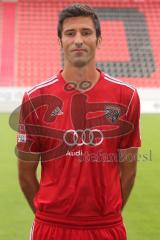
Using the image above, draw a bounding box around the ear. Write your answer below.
[58,38,63,48]
[97,37,102,49]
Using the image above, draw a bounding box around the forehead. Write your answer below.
[62,16,95,31]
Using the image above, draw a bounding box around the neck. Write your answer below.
[62,62,99,85]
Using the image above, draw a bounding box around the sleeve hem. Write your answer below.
[118,146,141,150]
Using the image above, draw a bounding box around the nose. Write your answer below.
[74,32,83,47]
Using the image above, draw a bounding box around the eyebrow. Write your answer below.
[63,28,93,33]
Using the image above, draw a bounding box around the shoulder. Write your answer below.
[26,74,59,97]
[102,71,139,107]
[103,72,136,92]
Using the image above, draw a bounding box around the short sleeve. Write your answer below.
[17,92,40,158]
[119,89,141,149]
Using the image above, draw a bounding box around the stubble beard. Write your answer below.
[72,59,89,67]
[68,52,95,68]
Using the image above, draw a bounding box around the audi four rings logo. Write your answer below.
[63,129,104,146]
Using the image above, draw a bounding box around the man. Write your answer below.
[17,3,141,240]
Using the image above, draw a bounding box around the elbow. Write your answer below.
[131,170,137,180]
[18,173,34,191]
[127,171,137,185]
[121,170,137,185]
[18,175,29,191]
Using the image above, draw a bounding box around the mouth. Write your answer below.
[71,49,87,52]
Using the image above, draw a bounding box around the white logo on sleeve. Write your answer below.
[17,133,26,143]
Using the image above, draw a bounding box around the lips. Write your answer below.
[71,49,86,52]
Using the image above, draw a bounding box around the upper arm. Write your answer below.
[18,154,40,181]
[17,92,40,180]
[118,148,138,177]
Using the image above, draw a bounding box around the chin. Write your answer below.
[74,62,87,67]
[72,59,89,67]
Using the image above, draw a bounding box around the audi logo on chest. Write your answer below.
[63,129,104,146]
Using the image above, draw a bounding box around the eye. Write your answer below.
[65,31,75,36]
[82,30,92,36]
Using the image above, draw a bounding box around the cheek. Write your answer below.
[63,38,74,45]
[63,42,74,52]
[88,43,97,52]
[86,39,97,48]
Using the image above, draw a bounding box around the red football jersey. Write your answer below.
[17,69,141,228]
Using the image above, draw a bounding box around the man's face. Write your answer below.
[60,16,100,67]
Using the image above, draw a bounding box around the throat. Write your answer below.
[62,69,100,91]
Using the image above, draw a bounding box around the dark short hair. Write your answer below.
[57,3,101,39]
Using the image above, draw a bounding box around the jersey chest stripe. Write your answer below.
[104,74,135,91]
[28,75,57,94]
[28,77,58,95]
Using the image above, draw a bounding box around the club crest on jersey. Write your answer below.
[17,133,26,143]
[51,106,64,116]
[104,105,121,122]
